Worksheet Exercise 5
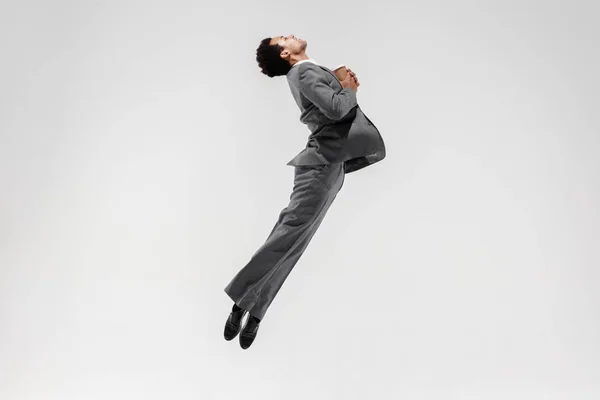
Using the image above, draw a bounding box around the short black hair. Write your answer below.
[256,37,292,78]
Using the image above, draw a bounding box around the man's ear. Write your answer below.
[280,50,289,59]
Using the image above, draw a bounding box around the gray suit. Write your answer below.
[224,60,386,320]
[285,61,386,173]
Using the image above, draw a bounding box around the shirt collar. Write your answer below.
[291,59,319,68]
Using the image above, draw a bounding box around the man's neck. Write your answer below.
[290,54,309,67]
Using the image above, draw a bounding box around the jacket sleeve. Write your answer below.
[297,65,357,121]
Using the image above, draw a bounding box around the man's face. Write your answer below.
[270,34,307,61]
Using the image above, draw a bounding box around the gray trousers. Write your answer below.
[224,162,346,320]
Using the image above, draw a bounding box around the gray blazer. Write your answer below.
[285,62,386,174]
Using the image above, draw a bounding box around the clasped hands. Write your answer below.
[346,67,359,85]
[337,66,360,92]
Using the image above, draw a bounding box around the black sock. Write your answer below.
[232,303,242,312]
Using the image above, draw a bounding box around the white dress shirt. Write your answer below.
[291,58,345,73]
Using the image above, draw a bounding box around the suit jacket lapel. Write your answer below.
[318,65,340,82]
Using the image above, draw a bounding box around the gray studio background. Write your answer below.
[1,0,599,399]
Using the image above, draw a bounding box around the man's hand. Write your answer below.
[340,67,359,92]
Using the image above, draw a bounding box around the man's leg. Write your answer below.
[224,162,345,321]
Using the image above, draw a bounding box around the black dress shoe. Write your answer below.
[239,315,260,349]
[224,304,247,341]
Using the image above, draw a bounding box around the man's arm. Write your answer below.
[297,65,357,121]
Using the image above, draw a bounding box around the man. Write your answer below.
[223,34,386,349]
